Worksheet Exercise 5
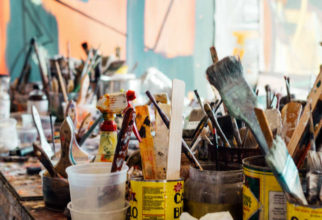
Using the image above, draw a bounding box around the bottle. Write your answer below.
[0,75,10,119]
[27,84,48,114]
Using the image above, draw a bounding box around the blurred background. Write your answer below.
[0,0,321,99]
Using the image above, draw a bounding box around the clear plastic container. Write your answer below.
[0,118,19,152]
[67,201,129,220]
[66,162,128,211]
[185,164,243,220]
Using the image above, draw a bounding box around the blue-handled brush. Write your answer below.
[206,55,307,205]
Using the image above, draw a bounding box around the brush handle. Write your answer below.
[32,106,54,159]
[189,116,208,149]
[204,103,232,148]
[231,116,242,147]
[56,117,73,178]
[79,115,103,146]
[111,108,136,172]
[146,91,203,170]
[76,113,92,141]
[288,69,322,157]
[33,142,58,178]
[55,61,68,103]
[210,46,218,63]
[32,40,49,94]
[254,108,274,147]
[65,100,77,127]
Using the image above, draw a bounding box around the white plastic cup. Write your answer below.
[67,201,129,220]
[66,162,128,211]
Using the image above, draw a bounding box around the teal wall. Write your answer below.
[126,0,214,96]
[6,0,58,82]
[5,0,215,96]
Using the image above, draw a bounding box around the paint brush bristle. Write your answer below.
[206,56,257,120]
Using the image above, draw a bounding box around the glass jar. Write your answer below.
[185,164,243,220]
[27,84,48,114]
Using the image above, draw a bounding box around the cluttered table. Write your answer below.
[0,41,321,220]
[0,159,67,220]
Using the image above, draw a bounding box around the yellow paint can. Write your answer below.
[129,178,184,220]
[287,201,322,220]
[243,156,287,220]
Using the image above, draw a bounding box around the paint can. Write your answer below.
[286,201,322,220]
[129,178,184,220]
[243,155,287,220]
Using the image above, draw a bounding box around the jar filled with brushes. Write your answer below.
[184,163,243,220]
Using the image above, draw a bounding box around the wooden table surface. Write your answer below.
[0,158,67,220]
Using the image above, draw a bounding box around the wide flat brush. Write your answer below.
[255,108,307,205]
[206,56,269,155]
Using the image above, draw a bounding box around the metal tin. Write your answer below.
[287,201,322,219]
[243,155,286,220]
[129,178,184,220]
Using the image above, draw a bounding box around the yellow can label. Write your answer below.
[243,166,286,220]
[129,180,184,220]
[287,202,322,220]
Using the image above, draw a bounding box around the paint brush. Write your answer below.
[55,117,73,178]
[210,46,219,64]
[79,115,104,146]
[111,107,137,172]
[76,113,92,142]
[49,113,56,154]
[32,39,49,96]
[55,60,68,103]
[204,103,232,148]
[146,90,203,170]
[265,85,271,109]
[231,116,242,147]
[254,107,307,205]
[135,105,157,179]
[189,116,209,149]
[33,142,59,178]
[284,76,291,103]
[206,56,269,155]
[32,106,55,159]
[205,56,308,204]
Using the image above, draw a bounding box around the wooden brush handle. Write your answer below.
[111,108,135,172]
[55,117,73,178]
[146,90,203,170]
[189,116,208,148]
[288,69,322,156]
[65,100,77,126]
[32,40,48,93]
[55,61,68,103]
[210,46,219,64]
[76,113,92,141]
[254,108,274,147]
[33,142,58,178]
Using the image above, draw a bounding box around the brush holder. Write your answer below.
[66,162,128,212]
[41,171,70,211]
[185,163,243,220]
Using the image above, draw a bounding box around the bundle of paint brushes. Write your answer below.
[205,46,322,205]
